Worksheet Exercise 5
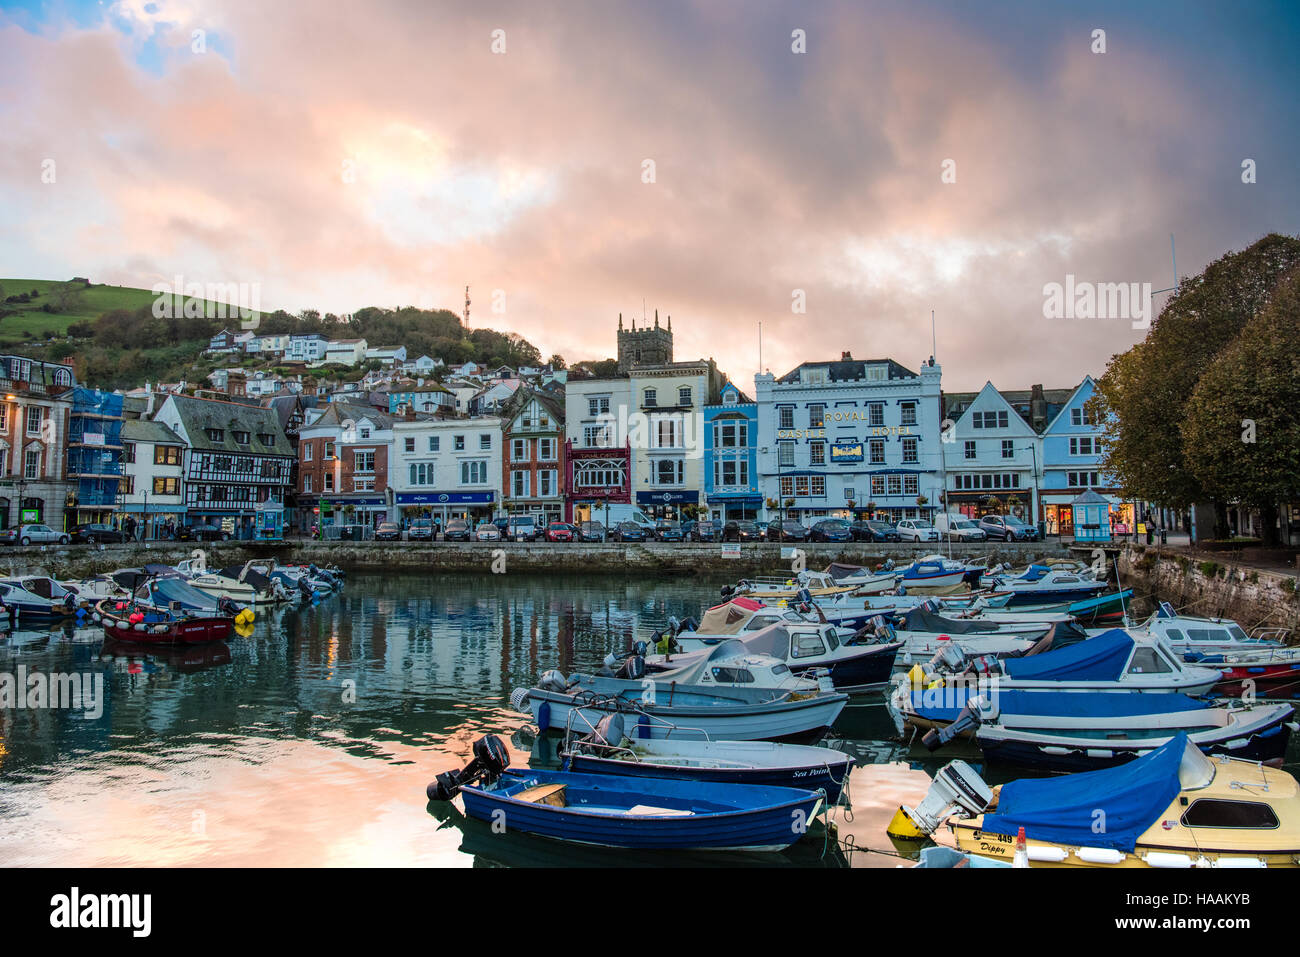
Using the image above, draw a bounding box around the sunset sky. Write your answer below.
[2,0,1297,390]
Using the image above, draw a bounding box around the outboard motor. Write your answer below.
[891,759,994,838]
[218,596,240,618]
[795,587,813,606]
[921,694,993,751]
[580,713,626,749]
[537,669,570,693]
[426,734,509,801]
[720,584,734,598]
[614,654,646,680]
[298,578,315,600]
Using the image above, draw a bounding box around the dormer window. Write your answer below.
[206,428,224,442]
[234,430,250,445]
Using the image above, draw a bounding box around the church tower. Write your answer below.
[616,309,674,373]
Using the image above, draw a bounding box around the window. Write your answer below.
[715,459,749,488]
[538,470,556,496]
[404,437,415,453]
[900,401,917,426]
[24,447,41,479]
[584,424,613,447]
[233,431,250,445]
[324,441,335,460]
[153,477,179,495]
[587,396,610,416]
[902,437,918,463]
[795,476,809,497]
[1128,648,1172,674]
[303,474,312,493]
[155,445,181,466]
[479,434,491,450]
[778,442,795,468]
[964,440,976,460]
[904,474,919,495]
[205,428,224,442]
[810,476,825,496]
[1181,800,1279,829]
[888,474,902,495]
[868,404,884,427]
[972,410,1009,429]
[714,420,748,448]
[359,428,370,439]
[1071,407,1096,427]
[778,407,794,430]
[809,404,825,428]
[791,633,827,659]
[354,450,375,473]
[1068,471,1101,487]
[408,462,437,486]
[1070,436,1096,456]
[1001,439,1014,459]
[810,442,825,466]
[538,438,556,461]
[871,475,885,496]
[643,389,657,407]
[120,475,134,495]
[455,435,465,451]
[512,470,530,497]
[654,459,683,486]
[869,439,885,464]
[678,386,692,407]
[512,438,527,460]
[123,442,136,464]
[460,460,488,484]
[26,407,45,437]
[323,472,334,492]
[0,405,7,430]
[258,433,274,448]
[653,416,681,449]
[780,476,794,497]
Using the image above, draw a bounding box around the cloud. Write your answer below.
[2,0,1297,391]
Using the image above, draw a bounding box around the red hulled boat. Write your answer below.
[93,599,234,645]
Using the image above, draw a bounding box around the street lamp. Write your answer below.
[1019,443,1040,536]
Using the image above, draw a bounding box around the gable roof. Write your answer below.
[1042,375,1099,433]
[164,393,293,456]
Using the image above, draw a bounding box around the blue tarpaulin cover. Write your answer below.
[980,733,1187,851]
[1018,564,1050,582]
[1002,629,1133,682]
[908,688,1210,724]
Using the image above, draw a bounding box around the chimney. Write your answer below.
[841,351,852,361]
[1030,384,1046,432]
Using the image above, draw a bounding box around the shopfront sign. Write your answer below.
[830,442,864,463]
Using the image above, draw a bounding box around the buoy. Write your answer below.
[887,806,923,841]
[1013,826,1029,868]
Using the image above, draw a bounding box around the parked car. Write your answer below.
[653,520,684,542]
[722,520,762,543]
[934,512,987,542]
[766,519,810,542]
[691,520,722,542]
[178,522,231,542]
[577,521,607,542]
[408,519,434,541]
[506,516,541,542]
[809,519,853,542]
[70,523,127,544]
[979,514,1039,541]
[475,522,502,542]
[375,521,402,541]
[611,522,647,542]
[896,519,941,542]
[851,520,899,542]
[443,519,472,542]
[2,523,71,546]
[545,522,577,543]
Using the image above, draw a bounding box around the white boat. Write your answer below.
[1135,602,1289,655]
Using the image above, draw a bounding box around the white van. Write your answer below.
[586,504,657,533]
[934,512,988,541]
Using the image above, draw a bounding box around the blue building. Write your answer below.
[1039,375,1131,536]
[66,387,124,526]
[703,380,759,521]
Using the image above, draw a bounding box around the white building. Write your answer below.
[321,338,368,367]
[366,345,407,366]
[288,334,329,363]
[119,418,187,536]
[755,353,944,523]
[390,415,503,524]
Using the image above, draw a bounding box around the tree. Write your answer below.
[1180,265,1300,545]
[1092,233,1300,518]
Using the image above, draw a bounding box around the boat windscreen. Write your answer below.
[740,624,792,661]
[1178,738,1216,791]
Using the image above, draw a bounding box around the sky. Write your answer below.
[2,0,1298,391]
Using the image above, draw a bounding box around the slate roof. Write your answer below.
[122,419,183,446]
[776,358,918,384]
[166,393,294,456]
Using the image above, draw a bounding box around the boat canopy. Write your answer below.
[138,577,220,611]
[906,688,1212,724]
[1017,564,1051,582]
[980,733,1188,851]
[652,639,753,685]
[143,562,184,579]
[898,606,998,635]
[697,598,765,635]
[1002,630,1132,682]
[219,565,274,591]
[740,625,795,661]
[825,563,867,581]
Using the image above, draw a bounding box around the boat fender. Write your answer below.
[133,622,147,632]
[153,624,168,634]
[1075,846,1125,865]
[1144,851,1194,869]
[1027,845,1070,863]
[426,734,509,801]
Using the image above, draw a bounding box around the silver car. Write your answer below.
[3,523,71,546]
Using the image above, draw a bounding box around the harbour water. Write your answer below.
[2,571,1297,867]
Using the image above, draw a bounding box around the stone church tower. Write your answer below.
[616,310,673,373]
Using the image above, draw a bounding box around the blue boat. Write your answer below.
[459,769,824,851]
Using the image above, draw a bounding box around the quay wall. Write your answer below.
[3,539,1074,581]
[1117,544,1300,636]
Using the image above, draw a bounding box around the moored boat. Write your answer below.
[93,599,235,645]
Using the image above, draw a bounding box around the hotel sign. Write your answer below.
[830,442,864,463]
[777,426,913,439]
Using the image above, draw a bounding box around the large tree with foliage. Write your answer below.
[1179,265,1300,544]
[1091,233,1300,521]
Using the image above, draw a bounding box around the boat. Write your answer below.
[512,647,849,743]
[723,570,861,600]
[890,684,1295,769]
[1068,588,1135,625]
[985,565,1109,605]
[179,562,293,606]
[0,578,78,621]
[560,713,856,802]
[895,733,1300,867]
[820,562,899,594]
[1138,602,1289,655]
[917,628,1224,695]
[653,622,901,694]
[92,598,235,645]
[429,735,826,852]
[134,576,246,616]
[897,560,968,590]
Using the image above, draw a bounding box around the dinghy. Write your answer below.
[560,713,856,802]
[429,735,825,852]
[895,733,1300,867]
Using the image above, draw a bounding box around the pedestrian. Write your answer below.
[124,515,136,541]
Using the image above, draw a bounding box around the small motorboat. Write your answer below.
[891,684,1296,769]
[820,562,899,594]
[919,629,1224,695]
[1137,602,1289,656]
[559,714,856,802]
[429,735,826,852]
[897,560,968,590]
[723,571,860,600]
[986,565,1109,605]
[92,599,237,645]
[894,733,1300,867]
[0,578,78,621]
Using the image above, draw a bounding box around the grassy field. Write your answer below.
[0,278,262,344]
